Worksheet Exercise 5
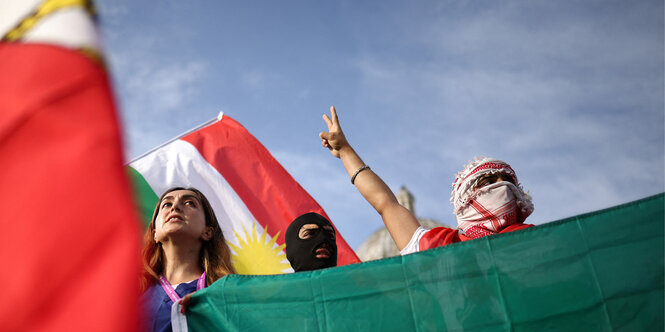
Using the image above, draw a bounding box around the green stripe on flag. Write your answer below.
[126,166,159,228]
[186,193,664,331]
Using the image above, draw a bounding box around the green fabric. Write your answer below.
[126,166,158,228]
[187,194,664,331]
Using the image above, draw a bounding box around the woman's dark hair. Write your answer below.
[140,187,235,292]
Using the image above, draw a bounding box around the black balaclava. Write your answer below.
[285,212,337,272]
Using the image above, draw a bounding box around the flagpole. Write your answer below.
[127,112,224,164]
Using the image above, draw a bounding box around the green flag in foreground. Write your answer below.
[186,194,664,331]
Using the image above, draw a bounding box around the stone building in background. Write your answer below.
[356,186,451,262]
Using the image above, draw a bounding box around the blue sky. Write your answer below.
[98,0,664,250]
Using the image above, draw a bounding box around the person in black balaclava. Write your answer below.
[285,212,338,272]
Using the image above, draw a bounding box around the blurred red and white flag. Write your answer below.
[0,1,141,331]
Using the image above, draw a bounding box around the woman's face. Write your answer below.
[154,189,211,244]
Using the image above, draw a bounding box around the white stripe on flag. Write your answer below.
[129,139,266,248]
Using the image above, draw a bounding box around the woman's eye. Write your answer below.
[161,202,172,209]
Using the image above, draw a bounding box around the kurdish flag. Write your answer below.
[0,1,140,331]
[185,194,664,331]
[127,114,360,274]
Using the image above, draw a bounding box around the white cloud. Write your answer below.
[124,60,207,112]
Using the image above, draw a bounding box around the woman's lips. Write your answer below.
[166,214,184,223]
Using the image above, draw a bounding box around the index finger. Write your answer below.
[322,114,333,130]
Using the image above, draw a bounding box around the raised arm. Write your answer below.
[319,106,421,250]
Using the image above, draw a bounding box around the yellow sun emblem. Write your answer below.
[227,224,292,275]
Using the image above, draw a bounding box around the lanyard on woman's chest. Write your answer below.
[159,272,206,303]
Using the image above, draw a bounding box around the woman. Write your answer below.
[140,187,235,332]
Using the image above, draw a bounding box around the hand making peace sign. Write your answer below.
[319,105,349,159]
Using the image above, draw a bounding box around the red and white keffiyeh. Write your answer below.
[450,157,534,239]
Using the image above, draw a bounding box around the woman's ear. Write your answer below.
[153,230,158,243]
[201,227,213,241]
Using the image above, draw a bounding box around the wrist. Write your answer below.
[337,144,354,158]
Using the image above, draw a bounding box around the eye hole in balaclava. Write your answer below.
[285,212,337,272]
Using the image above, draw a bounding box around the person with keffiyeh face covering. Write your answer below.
[399,158,535,254]
[319,106,535,255]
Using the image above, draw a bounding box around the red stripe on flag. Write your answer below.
[0,44,140,331]
[182,117,360,266]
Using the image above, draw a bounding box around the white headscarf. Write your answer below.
[450,157,534,236]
